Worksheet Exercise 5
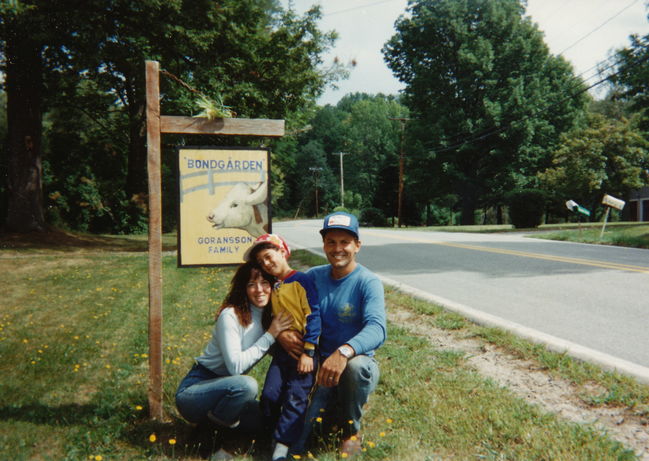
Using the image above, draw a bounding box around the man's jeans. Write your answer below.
[293,355,379,452]
[175,363,260,429]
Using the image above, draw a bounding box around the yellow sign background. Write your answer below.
[178,148,270,266]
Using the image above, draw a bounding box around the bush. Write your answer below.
[360,207,387,227]
[425,204,451,226]
[332,206,361,218]
[507,189,547,228]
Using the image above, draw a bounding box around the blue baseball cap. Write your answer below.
[320,212,360,239]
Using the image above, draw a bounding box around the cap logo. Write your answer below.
[328,215,352,227]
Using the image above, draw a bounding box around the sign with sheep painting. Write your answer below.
[177,146,271,266]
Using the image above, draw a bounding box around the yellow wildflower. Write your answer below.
[149,433,157,443]
[135,405,143,411]
[169,438,176,445]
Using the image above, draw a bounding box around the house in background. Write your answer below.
[628,186,649,221]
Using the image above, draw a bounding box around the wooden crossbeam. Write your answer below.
[161,115,284,136]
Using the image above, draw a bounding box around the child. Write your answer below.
[246,234,320,461]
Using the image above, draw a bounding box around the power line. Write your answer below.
[530,0,577,25]
[324,0,402,17]
[556,0,641,56]
[417,0,649,154]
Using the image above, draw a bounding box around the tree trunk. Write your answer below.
[460,199,475,225]
[124,69,148,201]
[4,30,45,232]
[126,103,148,200]
[459,185,477,225]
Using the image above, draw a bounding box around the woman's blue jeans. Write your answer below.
[175,363,260,428]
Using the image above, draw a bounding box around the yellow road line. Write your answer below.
[364,230,649,274]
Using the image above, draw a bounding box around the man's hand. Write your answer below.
[316,350,348,387]
[276,330,304,360]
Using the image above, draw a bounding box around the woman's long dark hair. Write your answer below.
[217,261,275,328]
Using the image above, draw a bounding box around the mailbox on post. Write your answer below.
[566,199,590,236]
[600,193,625,239]
[602,194,625,210]
[565,200,591,217]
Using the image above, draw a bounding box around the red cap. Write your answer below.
[245,233,291,261]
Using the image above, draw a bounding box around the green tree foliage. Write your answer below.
[292,139,337,217]
[276,93,408,219]
[538,114,649,219]
[382,0,588,224]
[1,0,339,233]
[343,95,404,208]
[612,34,649,132]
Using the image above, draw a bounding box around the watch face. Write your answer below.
[339,346,352,358]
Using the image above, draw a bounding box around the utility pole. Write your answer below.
[332,152,350,207]
[389,117,411,227]
[309,167,323,217]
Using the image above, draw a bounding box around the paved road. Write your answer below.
[274,219,649,379]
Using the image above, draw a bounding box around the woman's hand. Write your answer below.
[267,311,293,338]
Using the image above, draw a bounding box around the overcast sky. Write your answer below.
[283,0,649,105]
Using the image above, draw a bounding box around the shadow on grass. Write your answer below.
[0,400,270,460]
[0,227,177,253]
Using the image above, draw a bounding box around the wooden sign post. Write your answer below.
[145,60,284,419]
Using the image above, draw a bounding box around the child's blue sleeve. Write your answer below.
[300,272,321,347]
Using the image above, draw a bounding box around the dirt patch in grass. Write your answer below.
[389,308,649,460]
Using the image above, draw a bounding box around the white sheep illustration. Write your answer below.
[206,181,269,237]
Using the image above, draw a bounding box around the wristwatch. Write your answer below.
[304,348,315,358]
[338,345,354,359]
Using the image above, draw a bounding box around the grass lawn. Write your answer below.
[534,223,649,249]
[0,230,644,460]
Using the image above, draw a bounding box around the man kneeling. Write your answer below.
[278,212,387,458]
